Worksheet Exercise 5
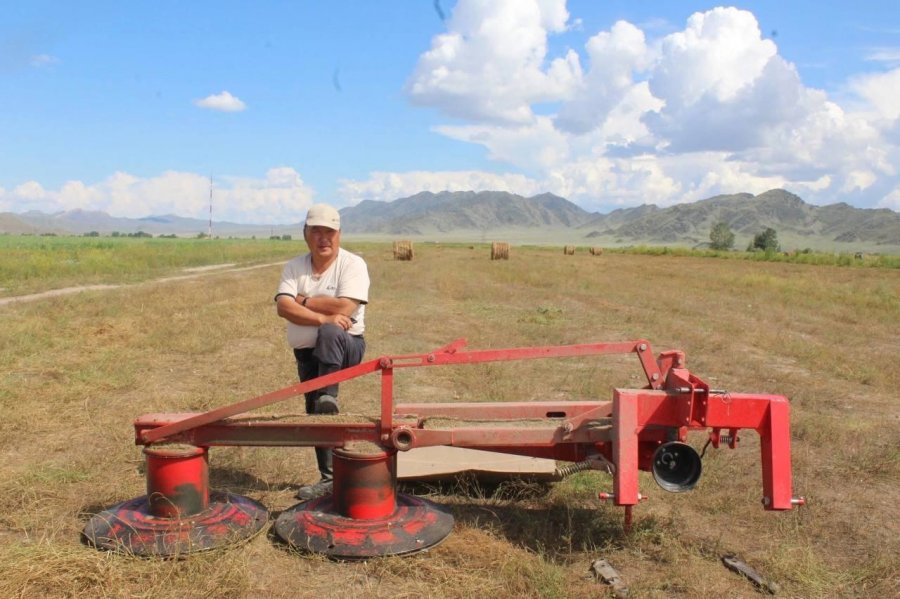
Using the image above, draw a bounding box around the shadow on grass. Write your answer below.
[77,502,122,524]
[208,466,296,495]
[451,502,623,557]
[399,474,665,560]
[399,474,553,502]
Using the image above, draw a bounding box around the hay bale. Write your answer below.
[393,240,414,261]
[491,242,509,260]
[590,247,603,256]
[563,245,575,255]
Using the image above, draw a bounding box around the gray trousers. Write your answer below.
[293,323,366,480]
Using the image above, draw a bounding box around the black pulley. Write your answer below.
[652,441,702,492]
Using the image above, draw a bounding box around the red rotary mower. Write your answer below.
[83,338,804,559]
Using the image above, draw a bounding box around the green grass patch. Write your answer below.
[609,244,900,268]
[0,235,303,295]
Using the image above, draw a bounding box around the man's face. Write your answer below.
[304,225,340,260]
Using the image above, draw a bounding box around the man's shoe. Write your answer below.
[313,394,339,415]
[295,479,333,501]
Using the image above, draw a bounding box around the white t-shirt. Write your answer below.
[276,248,369,349]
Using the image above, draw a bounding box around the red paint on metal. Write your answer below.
[139,358,383,444]
[144,445,208,518]
[273,494,453,559]
[613,390,640,505]
[134,414,381,448]
[379,365,394,442]
[82,492,268,556]
[760,398,794,510]
[395,400,611,420]
[333,448,397,520]
[139,340,657,444]
[705,392,778,429]
[119,337,801,554]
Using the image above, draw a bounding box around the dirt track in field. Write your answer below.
[0,261,286,307]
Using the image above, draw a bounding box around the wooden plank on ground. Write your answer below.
[397,446,558,481]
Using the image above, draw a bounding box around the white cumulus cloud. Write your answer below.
[393,1,900,212]
[194,90,247,112]
[406,0,580,124]
[0,168,315,224]
[555,20,656,136]
[849,68,900,121]
[879,187,900,210]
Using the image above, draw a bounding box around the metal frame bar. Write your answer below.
[140,339,659,444]
[133,338,797,512]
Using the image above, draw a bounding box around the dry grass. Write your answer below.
[1,242,898,598]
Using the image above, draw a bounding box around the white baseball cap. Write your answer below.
[305,204,341,230]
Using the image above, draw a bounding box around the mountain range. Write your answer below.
[2,189,898,252]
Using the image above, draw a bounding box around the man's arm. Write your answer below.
[299,295,359,317]
[276,295,358,330]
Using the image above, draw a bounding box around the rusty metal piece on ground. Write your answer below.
[82,491,268,557]
[590,558,629,597]
[721,554,780,595]
[83,444,267,556]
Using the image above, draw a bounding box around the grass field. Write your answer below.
[0,239,898,598]
[0,236,303,297]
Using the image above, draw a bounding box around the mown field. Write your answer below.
[0,238,897,598]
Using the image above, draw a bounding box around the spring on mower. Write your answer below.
[555,460,593,478]
[701,434,739,458]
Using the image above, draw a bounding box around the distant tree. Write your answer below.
[111,231,120,237]
[749,227,780,252]
[196,232,209,239]
[84,231,100,237]
[709,222,735,250]
[281,234,292,241]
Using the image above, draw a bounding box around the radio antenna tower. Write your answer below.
[208,176,213,239]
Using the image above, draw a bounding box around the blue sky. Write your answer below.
[2,1,898,223]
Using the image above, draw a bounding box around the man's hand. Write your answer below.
[323,313,354,331]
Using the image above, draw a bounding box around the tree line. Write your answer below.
[710,222,779,252]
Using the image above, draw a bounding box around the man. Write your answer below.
[274,203,369,500]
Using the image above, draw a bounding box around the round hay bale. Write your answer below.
[491,242,509,260]
[590,246,604,256]
[393,240,414,261]
[563,245,575,255]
